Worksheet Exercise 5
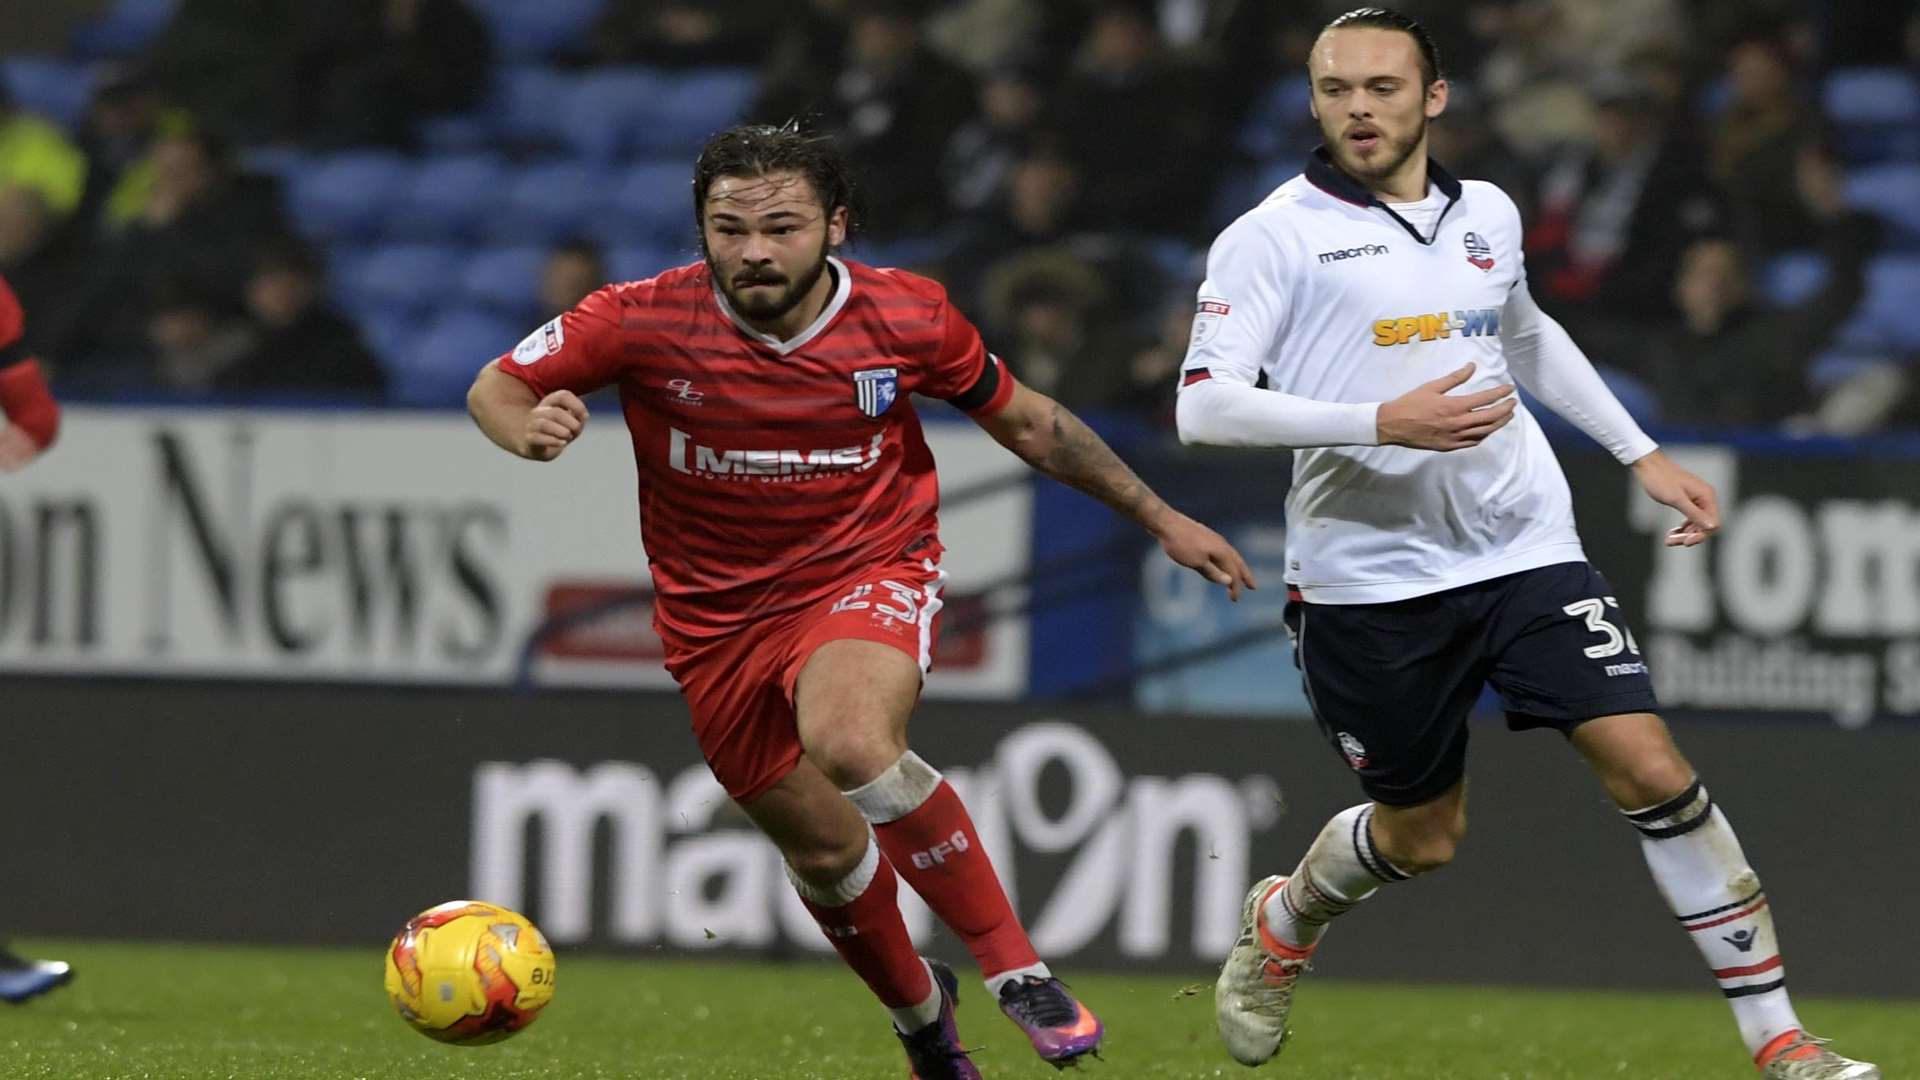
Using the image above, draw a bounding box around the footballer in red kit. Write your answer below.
[470,124,1253,1079]
[0,271,73,1005]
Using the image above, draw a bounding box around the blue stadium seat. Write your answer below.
[240,145,311,182]
[1845,164,1920,247]
[1825,68,1920,163]
[388,308,521,407]
[1235,80,1313,160]
[1825,67,1920,126]
[566,67,672,161]
[68,0,177,59]
[1834,256,1920,352]
[603,161,690,246]
[643,67,761,155]
[340,244,469,321]
[1809,350,1892,389]
[359,309,417,367]
[1,57,96,130]
[460,245,548,320]
[1760,251,1828,306]
[418,111,496,154]
[488,161,610,244]
[287,152,411,241]
[608,244,690,283]
[494,65,574,148]
[469,0,604,56]
[391,154,509,241]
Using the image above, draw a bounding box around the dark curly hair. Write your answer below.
[691,121,858,250]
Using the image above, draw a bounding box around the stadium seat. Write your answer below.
[494,65,575,149]
[387,308,521,407]
[1,57,96,130]
[468,0,604,56]
[488,161,610,244]
[240,145,311,182]
[390,154,509,241]
[1760,251,1828,306]
[1825,68,1920,163]
[643,68,761,156]
[566,67,673,161]
[341,244,470,321]
[419,111,496,155]
[358,309,418,368]
[1825,67,1920,127]
[1235,80,1313,160]
[460,245,548,320]
[287,152,411,242]
[1845,164,1920,248]
[68,0,177,59]
[608,244,691,283]
[1833,256,1920,352]
[603,161,691,246]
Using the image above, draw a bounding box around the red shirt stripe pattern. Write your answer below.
[495,256,1014,640]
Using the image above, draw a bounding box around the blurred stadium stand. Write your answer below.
[0,1,1914,420]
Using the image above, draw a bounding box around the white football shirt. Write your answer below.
[1176,150,1657,604]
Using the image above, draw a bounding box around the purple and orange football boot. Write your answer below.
[998,974,1104,1068]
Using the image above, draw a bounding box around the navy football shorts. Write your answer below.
[1282,561,1660,807]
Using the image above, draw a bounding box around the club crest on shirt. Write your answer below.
[1463,232,1495,272]
[853,367,899,417]
[1337,731,1370,770]
[1191,296,1231,347]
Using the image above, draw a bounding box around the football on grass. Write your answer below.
[383,900,556,1044]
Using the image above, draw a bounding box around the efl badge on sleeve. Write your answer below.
[854,367,899,417]
[512,317,564,365]
[1463,232,1495,272]
[1191,297,1231,347]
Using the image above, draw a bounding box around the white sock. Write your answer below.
[1624,778,1802,1057]
[888,959,945,1034]
[1261,804,1409,950]
[983,960,1052,1001]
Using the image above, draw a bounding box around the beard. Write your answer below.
[1329,114,1428,185]
[712,239,832,322]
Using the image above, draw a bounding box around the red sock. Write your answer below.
[873,781,1040,978]
[798,855,932,1008]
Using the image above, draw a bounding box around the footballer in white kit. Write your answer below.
[1182,8,1878,1079]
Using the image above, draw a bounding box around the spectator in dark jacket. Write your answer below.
[300,0,493,148]
[1526,73,1724,333]
[223,240,385,396]
[1051,0,1216,235]
[1635,150,1877,429]
[763,0,974,238]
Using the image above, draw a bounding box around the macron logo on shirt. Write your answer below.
[1317,243,1391,264]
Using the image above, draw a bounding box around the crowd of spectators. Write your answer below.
[0,0,1915,432]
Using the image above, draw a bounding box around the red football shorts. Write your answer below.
[661,553,948,804]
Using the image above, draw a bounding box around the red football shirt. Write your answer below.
[495,256,1015,640]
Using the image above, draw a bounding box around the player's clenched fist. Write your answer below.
[524,390,588,460]
[1376,362,1517,452]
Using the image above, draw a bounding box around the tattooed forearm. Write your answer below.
[1025,398,1171,531]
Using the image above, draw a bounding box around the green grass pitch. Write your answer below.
[1,941,1912,1078]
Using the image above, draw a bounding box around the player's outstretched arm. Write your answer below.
[467,363,588,462]
[975,380,1256,600]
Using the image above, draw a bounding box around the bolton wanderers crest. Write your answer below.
[1463,232,1495,271]
[854,367,899,417]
